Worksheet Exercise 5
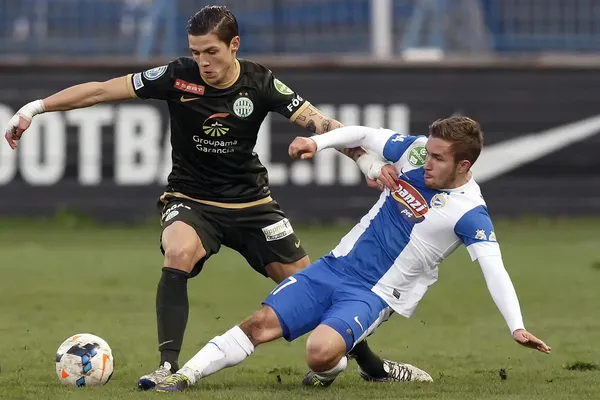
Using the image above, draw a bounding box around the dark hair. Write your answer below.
[428,116,484,165]
[186,5,239,44]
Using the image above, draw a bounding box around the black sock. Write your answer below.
[156,267,190,372]
[349,340,388,378]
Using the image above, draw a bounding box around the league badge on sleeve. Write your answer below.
[143,65,168,80]
[274,78,294,95]
[408,146,427,167]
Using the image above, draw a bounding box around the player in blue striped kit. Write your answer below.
[154,116,551,392]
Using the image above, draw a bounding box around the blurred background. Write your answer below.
[0,0,599,222]
[3,0,600,58]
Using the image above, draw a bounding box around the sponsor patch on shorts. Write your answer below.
[262,218,294,241]
[162,203,190,222]
[164,210,179,222]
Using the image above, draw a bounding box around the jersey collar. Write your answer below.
[442,171,476,193]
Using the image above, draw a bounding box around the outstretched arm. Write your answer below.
[5,76,134,149]
[292,105,398,190]
[455,207,551,354]
[264,73,397,190]
[288,124,410,163]
[43,76,134,111]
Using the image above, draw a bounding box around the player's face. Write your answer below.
[424,138,469,189]
[188,33,240,85]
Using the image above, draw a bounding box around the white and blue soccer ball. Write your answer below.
[55,333,114,387]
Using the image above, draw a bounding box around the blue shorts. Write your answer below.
[262,257,391,352]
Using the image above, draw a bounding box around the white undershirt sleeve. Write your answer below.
[477,254,525,335]
[310,126,395,157]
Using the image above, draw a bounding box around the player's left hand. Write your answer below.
[289,137,317,160]
[512,329,551,354]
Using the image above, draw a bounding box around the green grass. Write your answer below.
[0,218,599,399]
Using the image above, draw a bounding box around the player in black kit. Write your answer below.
[5,5,415,390]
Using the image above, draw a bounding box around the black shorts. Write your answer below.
[157,195,307,278]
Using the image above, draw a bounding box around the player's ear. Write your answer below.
[457,159,471,174]
[229,36,240,52]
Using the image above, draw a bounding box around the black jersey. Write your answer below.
[127,57,308,203]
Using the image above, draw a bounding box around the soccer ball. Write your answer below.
[55,333,114,387]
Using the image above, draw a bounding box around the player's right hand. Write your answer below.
[377,164,399,192]
[5,99,45,149]
[512,329,551,354]
[5,114,32,150]
[288,136,317,160]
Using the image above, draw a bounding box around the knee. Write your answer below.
[240,307,281,346]
[305,336,345,372]
[163,244,205,272]
[162,222,206,272]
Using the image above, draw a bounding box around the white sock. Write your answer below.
[314,356,348,382]
[179,326,254,385]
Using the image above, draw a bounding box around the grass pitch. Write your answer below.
[0,218,599,399]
